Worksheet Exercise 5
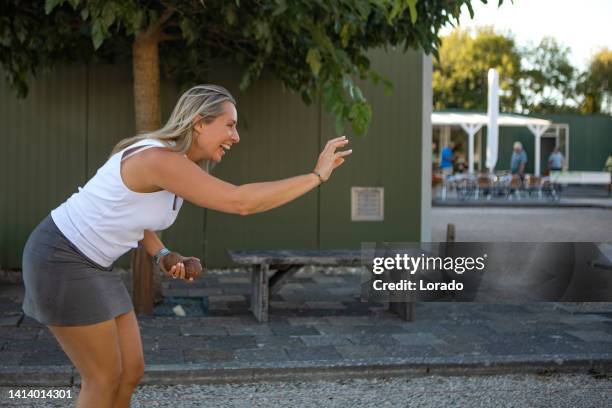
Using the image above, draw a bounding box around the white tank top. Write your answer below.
[51,138,184,267]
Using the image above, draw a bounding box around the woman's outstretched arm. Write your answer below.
[145,136,351,216]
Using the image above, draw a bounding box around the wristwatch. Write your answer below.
[153,247,171,266]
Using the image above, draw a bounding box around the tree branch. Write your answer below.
[148,8,175,37]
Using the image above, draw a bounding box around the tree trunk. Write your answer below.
[131,31,163,315]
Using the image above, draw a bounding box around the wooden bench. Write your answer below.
[228,249,415,323]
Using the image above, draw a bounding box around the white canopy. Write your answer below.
[432,112,552,176]
[432,112,551,127]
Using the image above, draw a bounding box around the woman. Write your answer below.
[21,84,351,407]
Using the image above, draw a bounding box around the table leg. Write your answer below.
[387,269,415,322]
[250,263,269,322]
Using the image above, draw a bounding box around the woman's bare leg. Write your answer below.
[47,319,122,408]
[112,310,145,408]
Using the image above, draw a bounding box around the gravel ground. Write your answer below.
[2,373,611,408]
[431,207,612,242]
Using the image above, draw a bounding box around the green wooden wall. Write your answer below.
[1,48,425,269]
[493,114,612,173]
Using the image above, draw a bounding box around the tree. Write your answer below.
[1,0,496,313]
[579,48,612,114]
[520,37,579,114]
[432,26,522,112]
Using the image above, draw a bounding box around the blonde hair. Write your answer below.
[110,84,236,171]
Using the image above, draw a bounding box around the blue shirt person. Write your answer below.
[439,142,455,174]
[510,141,527,175]
[548,148,564,171]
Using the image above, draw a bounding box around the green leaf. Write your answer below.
[407,0,418,24]
[80,8,89,20]
[91,20,104,49]
[226,6,237,26]
[340,24,351,48]
[101,3,117,30]
[306,48,322,77]
[272,0,288,16]
[68,0,80,9]
[45,0,64,15]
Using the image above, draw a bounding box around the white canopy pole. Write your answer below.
[459,123,483,174]
[486,69,499,172]
[527,124,550,176]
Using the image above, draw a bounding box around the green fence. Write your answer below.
[1,49,425,269]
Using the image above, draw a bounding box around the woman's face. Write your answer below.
[191,101,240,163]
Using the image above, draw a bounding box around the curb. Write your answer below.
[432,201,612,210]
[2,355,610,386]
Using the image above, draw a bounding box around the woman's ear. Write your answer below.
[193,114,204,134]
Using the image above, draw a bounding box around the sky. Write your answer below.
[439,0,612,71]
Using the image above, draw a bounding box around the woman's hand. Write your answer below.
[160,251,203,282]
[313,136,352,182]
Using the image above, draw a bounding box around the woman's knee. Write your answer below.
[120,359,145,388]
[80,364,123,390]
[82,365,123,391]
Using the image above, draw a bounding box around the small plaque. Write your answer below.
[351,187,384,221]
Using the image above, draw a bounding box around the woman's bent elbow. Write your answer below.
[235,201,253,216]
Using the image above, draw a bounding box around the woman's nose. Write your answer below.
[232,131,240,143]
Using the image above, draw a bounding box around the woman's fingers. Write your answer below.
[335,149,353,157]
[326,135,347,146]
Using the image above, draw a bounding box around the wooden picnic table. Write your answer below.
[228,249,415,323]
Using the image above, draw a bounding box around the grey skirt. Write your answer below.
[21,214,133,326]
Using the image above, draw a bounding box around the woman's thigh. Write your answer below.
[47,319,122,382]
[114,310,145,381]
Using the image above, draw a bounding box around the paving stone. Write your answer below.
[0,327,41,340]
[204,336,257,351]
[269,324,320,336]
[312,325,364,335]
[346,334,400,347]
[353,325,409,334]
[285,345,342,361]
[254,335,305,348]
[183,348,234,363]
[20,351,72,366]
[285,317,327,326]
[139,326,181,336]
[226,326,274,336]
[234,347,289,362]
[2,339,62,353]
[156,335,209,350]
[335,344,388,359]
[0,315,21,326]
[325,316,397,326]
[392,332,448,346]
[144,349,184,364]
[299,335,352,347]
[180,325,228,336]
[0,351,26,365]
[565,330,612,342]
[382,344,441,358]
